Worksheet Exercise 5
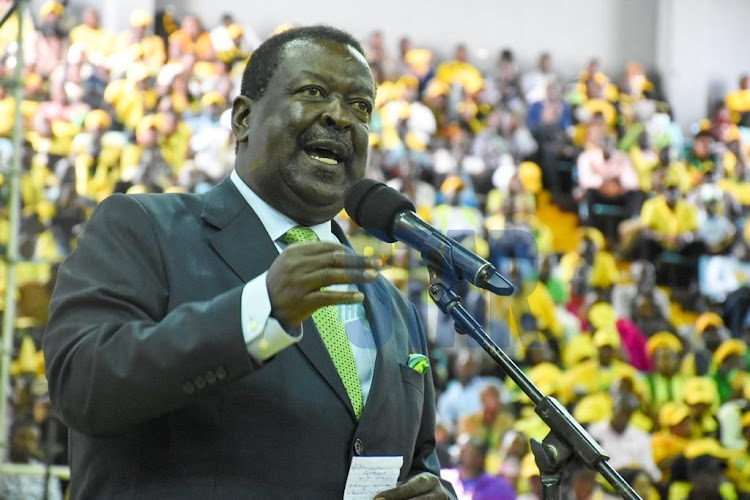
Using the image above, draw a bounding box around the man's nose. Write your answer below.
[320,97,353,129]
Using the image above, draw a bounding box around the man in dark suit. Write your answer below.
[43,25,453,499]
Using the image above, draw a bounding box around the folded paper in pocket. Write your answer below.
[407,353,430,374]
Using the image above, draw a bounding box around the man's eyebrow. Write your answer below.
[297,70,375,97]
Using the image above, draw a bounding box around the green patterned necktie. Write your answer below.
[282,226,364,418]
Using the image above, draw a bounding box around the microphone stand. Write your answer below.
[424,263,640,500]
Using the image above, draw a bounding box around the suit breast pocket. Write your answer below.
[399,364,424,394]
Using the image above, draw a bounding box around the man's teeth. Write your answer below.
[311,155,339,165]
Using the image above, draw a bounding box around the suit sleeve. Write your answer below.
[43,194,255,436]
[405,302,457,498]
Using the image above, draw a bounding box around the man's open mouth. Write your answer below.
[303,140,349,166]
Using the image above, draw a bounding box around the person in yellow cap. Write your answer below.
[159,110,193,175]
[103,62,159,131]
[727,411,750,496]
[69,7,114,66]
[682,312,729,376]
[71,109,124,199]
[34,1,68,80]
[113,9,166,77]
[434,43,484,98]
[119,114,173,192]
[668,438,737,500]
[559,228,619,297]
[651,402,693,483]
[644,331,688,412]
[712,339,749,404]
[684,376,721,438]
[432,174,483,237]
[725,74,750,126]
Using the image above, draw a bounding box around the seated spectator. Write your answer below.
[683,312,729,376]
[457,384,514,452]
[168,14,216,62]
[711,339,748,404]
[521,52,559,105]
[628,132,661,193]
[684,129,719,185]
[696,185,738,254]
[483,48,524,110]
[727,411,750,496]
[645,332,688,411]
[34,1,68,80]
[112,10,167,77]
[725,74,750,127]
[576,133,643,243]
[612,261,674,335]
[432,175,483,239]
[717,374,750,450]
[0,420,64,500]
[651,402,693,484]
[669,439,738,500]
[441,434,516,500]
[684,377,721,438]
[586,392,660,480]
[437,349,504,427]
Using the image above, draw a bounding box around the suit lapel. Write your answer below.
[203,178,279,283]
[204,187,366,419]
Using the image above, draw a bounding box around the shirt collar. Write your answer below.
[230,170,332,243]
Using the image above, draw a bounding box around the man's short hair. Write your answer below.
[240,25,366,101]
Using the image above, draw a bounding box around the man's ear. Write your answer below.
[231,95,253,143]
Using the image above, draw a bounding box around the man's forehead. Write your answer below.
[278,39,372,80]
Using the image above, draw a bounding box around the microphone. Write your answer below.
[344,179,513,296]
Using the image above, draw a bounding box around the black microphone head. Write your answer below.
[345,179,415,243]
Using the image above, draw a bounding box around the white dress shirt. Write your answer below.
[230,171,376,403]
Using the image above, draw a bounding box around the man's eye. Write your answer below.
[301,87,324,97]
[353,101,372,115]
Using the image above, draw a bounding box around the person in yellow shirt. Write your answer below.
[727,412,750,496]
[435,44,484,98]
[456,384,514,453]
[684,376,721,438]
[69,7,113,64]
[168,14,216,62]
[725,74,750,127]
[112,9,166,77]
[633,176,705,286]
[103,63,159,131]
[644,332,688,413]
[558,228,619,296]
[651,402,693,484]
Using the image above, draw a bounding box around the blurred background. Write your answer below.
[0,0,749,498]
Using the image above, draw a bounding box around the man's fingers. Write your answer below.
[375,473,440,500]
[305,267,378,288]
[306,289,365,309]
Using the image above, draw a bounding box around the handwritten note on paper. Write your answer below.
[343,456,404,500]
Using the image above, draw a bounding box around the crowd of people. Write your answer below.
[1,2,750,499]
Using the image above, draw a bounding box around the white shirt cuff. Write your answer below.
[241,271,303,361]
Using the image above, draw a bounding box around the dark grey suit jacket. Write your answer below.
[43,178,450,498]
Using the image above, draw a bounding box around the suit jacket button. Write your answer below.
[183,381,195,395]
[195,376,206,389]
[206,371,216,384]
[216,367,227,380]
[354,439,364,456]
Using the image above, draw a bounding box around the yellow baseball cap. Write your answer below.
[84,110,112,132]
[588,303,617,330]
[684,438,730,460]
[40,1,64,18]
[577,226,606,250]
[563,335,597,367]
[518,161,542,194]
[440,175,465,195]
[200,91,227,108]
[226,23,244,39]
[658,402,691,428]
[713,339,747,366]
[130,9,152,27]
[593,327,621,348]
[573,392,612,424]
[646,331,682,358]
[684,377,718,406]
[695,312,724,335]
